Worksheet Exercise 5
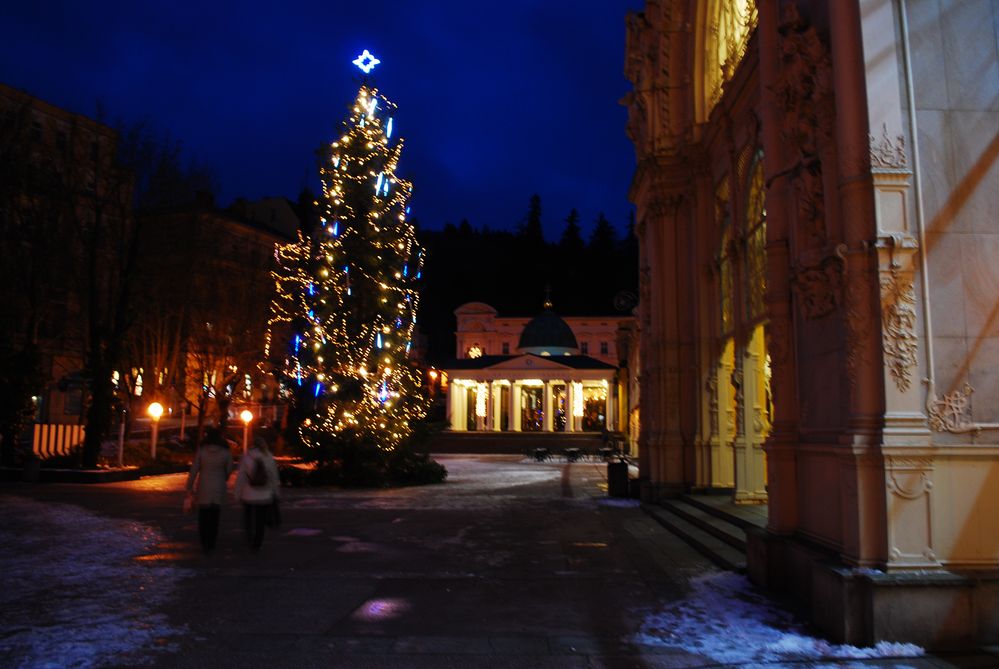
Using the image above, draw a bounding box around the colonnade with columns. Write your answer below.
[447,377,615,433]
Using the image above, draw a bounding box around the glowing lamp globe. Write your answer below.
[240,410,254,425]
[147,402,164,420]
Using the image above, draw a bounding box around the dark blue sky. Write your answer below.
[0,1,642,240]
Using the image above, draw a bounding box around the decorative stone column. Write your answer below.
[543,381,554,432]
[490,381,503,431]
[604,382,614,432]
[510,382,522,432]
[448,383,462,431]
[829,0,889,567]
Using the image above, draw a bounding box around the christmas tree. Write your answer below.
[268,50,427,456]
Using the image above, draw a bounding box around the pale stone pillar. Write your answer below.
[448,384,462,430]
[734,331,768,503]
[490,381,502,431]
[604,382,614,432]
[565,381,576,432]
[712,352,736,489]
[510,382,522,431]
[543,381,554,432]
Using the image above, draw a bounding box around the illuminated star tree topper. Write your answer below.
[352,49,381,74]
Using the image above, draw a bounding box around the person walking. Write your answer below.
[234,436,280,552]
[185,426,233,555]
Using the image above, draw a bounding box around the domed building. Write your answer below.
[442,300,637,437]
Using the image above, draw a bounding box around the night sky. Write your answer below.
[0,1,643,241]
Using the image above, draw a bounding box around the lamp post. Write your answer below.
[148,402,164,460]
[240,409,253,454]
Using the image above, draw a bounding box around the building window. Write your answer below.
[600,341,609,355]
[702,0,758,118]
[466,345,483,359]
[502,342,509,355]
[580,342,589,354]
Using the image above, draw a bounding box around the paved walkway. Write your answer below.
[2,455,997,668]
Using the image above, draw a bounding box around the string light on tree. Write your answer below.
[267,50,427,453]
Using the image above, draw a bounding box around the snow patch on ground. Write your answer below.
[597,498,640,508]
[632,571,923,666]
[0,495,189,668]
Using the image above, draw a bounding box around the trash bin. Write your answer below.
[607,459,629,497]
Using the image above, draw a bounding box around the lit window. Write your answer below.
[467,345,483,359]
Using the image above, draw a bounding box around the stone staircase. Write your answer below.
[641,494,767,572]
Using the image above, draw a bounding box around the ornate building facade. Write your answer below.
[444,301,636,439]
[625,0,999,646]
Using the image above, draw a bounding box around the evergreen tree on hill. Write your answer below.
[519,194,544,244]
[559,208,584,256]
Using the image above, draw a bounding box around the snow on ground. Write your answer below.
[0,495,189,669]
[632,571,923,667]
[284,455,568,511]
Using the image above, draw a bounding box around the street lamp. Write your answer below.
[240,409,253,454]
[148,402,164,460]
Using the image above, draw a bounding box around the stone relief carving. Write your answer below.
[880,264,918,392]
[765,318,791,365]
[870,123,907,170]
[707,372,719,436]
[639,265,652,327]
[624,2,672,158]
[731,362,745,437]
[885,456,936,564]
[886,458,933,500]
[772,1,834,249]
[790,252,844,319]
[927,382,978,434]
[842,252,874,391]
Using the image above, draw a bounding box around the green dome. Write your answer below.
[517,307,579,355]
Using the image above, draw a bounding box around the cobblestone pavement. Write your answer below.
[3,454,997,668]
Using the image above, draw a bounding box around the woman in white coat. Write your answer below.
[186,427,233,555]
[234,436,281,551]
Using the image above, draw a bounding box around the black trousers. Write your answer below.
[197,504,221,552]
[243,502,269,550]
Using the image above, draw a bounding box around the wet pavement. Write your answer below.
[2,454,997,668]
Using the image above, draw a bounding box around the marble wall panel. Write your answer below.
[948,111,999,234]
[940,0,999,112]
[932,335,971,395]
[908,0,950,110]
[926,231,967,338]
[968,337,999,422]
[961,234,999,338]
[932,457,999,563]
[917,110,962,235]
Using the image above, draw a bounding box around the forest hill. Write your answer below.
[415,200,638,365]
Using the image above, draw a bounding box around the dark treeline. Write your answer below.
[417,194,638,364]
